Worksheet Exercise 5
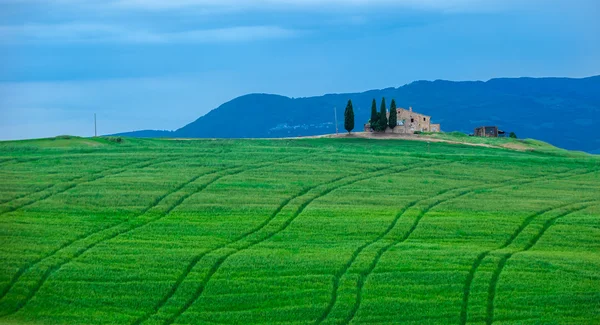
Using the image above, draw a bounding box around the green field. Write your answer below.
[0,137,598,325]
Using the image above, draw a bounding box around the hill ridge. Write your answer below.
[114,75,600,153]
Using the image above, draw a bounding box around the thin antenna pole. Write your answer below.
[94,113,97,137]
[334,107,338,135]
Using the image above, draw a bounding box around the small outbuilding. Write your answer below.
[474,126,505,137]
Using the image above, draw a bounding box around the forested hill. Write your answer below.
[115,76,600,153]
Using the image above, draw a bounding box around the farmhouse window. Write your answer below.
[411,118,414,123]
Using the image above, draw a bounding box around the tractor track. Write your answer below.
[338,167,598,325]
[154,161,447,325]
[0,156,43,166]
[314,164,456,324]
[137,165,391,325]
[0,157,172,216]
[0,155,301,317]
[0,157,148,206]
[130,176,346,325]
[340,187,488,325]
[0,184,54,205]
[0,157,183,311]
[484,202,598,325]
[459,198,598,325]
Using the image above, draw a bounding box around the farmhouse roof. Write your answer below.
[397,107,431,118]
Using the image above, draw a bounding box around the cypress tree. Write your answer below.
[389,99,397,129]
[370,99,378,131]
[379,97,388,131]
[344,99,355,134]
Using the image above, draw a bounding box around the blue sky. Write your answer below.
[1,0,599,139]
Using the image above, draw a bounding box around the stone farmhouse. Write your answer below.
[365,107,441,134]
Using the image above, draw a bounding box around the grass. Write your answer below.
[419,131,568,151]
[0,136,598,324]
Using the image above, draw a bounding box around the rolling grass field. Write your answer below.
[0,136,598,325]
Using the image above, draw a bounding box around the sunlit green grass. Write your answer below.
[0,137,598,324]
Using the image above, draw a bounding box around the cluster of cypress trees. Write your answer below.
[369,98,398,132]
[342,97,398,134]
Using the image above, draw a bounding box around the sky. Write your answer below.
[0,0,599,139]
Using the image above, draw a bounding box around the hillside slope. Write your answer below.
[116,76,600,153]
[0,138,598,324]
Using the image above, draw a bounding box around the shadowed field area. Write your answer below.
[0,137,598,324]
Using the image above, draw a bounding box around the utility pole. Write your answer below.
[94,113,97,137]
[334,107,338,135]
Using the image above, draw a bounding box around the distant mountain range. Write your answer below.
[115,76,600,153]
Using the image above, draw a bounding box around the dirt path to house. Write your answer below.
[297,132,531,151]
[165,132,530,151]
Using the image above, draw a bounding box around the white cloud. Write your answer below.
[3,0,537,13]
[0,23,298,43]
[0,0,546,45]
[114,0,461,10]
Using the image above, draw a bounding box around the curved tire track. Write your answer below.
[459,169,600,325]
[339,188,480,325]
[138,167,382,325]
[153,162,434,325]
[316,190,473,323]
[0,157,174,300]
[484,202,597,325]
[0,157,14,165]
[0,157,186,312]
[0,185,54,206]
[0,155,304,318]
[459,199,596,325]
[0,154,282,317]
[0,156,42,166]
[340,167,599,325]
[0,157,169,216]
[314,164,460,324]
[0,159,137,207]
[0,171,220,318]
[0,156,140,205]
[130,174,347,325]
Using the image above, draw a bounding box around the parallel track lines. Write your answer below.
[339,188,481,325]
[0,157,177,311]
[314,163,454,324]
[339,167,598,325]
[130,176,347,325]
[0,155,138,194]
[0,156,42,166]
[140,168,379,325]
[0,171,219,317]
[459,250,488,324]
[0,160,132,207]
[0,157,15,165]
[484,202,597,325]
[2,152,594,323]
[459,200,595,325]
[0,184,54,205]
[152,162,432,325]
[458,168,600,325]
[0,155,302,318]
[0,157,166,216]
